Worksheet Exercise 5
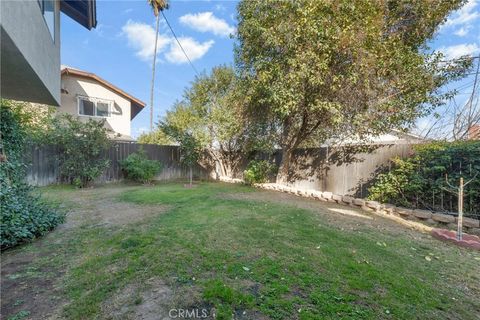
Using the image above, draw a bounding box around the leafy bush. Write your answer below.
[243,160,277,185]
[48,115,111,188]
[368,141,480,217]
[0,100,64,249]
[120,150,162,184]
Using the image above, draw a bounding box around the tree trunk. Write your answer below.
[276,147,293,184]
[149,15,160,131]
[189,166,193,186]
[277,118,295,184]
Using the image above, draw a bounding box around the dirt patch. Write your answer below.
[1,185,169,320]
[102,278,174,320]
[0,253,64,320]
[59,185,169,229]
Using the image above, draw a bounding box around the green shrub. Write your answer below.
[367,141,480,217]
[120,150,162,184]
[48,115,111,188]
[0,100,64,249]
[243,160,277,185]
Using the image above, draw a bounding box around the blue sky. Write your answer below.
[60,0,480,139]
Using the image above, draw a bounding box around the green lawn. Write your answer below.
[2,182,479,320]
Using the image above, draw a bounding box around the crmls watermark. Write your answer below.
[168,308,210,319]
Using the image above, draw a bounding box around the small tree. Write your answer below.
[161,123,200,186]
[179,132,201,186]
[49,115,111,187]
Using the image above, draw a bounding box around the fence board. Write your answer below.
[25,142,409,198]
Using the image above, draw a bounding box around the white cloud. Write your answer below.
[121,20,171,62]
[439,43,480,59]
[445,0,479,27]
[122,20,214,65]
[165,37,214,64]
[179,12,234,37]
[453,26,470,36]
[214,4,226,12]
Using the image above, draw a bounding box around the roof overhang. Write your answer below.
[60,0,97,30]
[61,67,146,120]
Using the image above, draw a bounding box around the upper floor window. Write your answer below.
[38,0,55,41]
[78,97,112,117]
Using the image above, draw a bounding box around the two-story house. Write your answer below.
[60,66,145,140]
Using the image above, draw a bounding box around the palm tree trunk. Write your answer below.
[149,15,160,131]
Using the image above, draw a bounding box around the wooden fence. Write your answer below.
[237,143,413,198]
[25,142,410,198]
[25,143,211,186]
[24,141,478,218]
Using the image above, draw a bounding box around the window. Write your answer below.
[78,97,112,117]
[96,101,110,117]
[38,0,55,41]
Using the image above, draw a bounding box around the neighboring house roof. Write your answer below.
[390,129,424,141]
[61,66,146,120]
[60,0,97,30]
[109,133,136,142]
[468,124,480,140]
[322,129,424,146]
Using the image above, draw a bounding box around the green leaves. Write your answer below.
[137,130,174,145]
[120,149,163,184]
[47,115,111,188]
[235,0,471,168]
[243,160,278,185]
[0,101,64,249]
[368,141,480,215]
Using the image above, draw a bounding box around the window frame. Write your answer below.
[37,0,56,42]
[77,96,113,118]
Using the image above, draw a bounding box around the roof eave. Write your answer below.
[60,0,97,30]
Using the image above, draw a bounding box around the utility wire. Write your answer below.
[161,11,200,76]
[438,55,480,63]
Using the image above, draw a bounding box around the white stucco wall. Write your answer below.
[60,75,132,137]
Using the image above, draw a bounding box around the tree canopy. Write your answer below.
[152,65,255,176]
[235,0,471,181]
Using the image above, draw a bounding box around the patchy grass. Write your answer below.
[1,182,479,319]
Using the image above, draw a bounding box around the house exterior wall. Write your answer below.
[60,75,132,137]
[1,0,61,105]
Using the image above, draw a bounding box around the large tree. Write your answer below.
[159,66,255,177]
[235,0,471,183]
